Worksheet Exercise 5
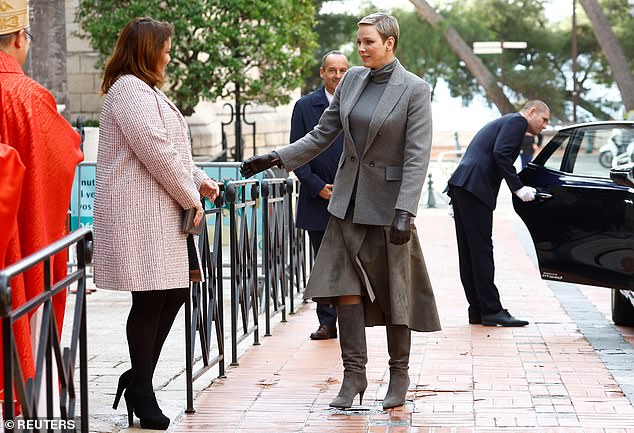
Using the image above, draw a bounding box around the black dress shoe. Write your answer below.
[481,309,529,327]
[310,324,337,340]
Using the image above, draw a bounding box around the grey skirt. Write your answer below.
[304,214,441,332]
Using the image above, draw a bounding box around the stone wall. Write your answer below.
[186,98,297,160]
[65,0,102,123]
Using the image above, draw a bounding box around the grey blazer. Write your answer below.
[276,60,432,226]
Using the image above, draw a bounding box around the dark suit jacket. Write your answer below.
[448,113,527,210]
[291,86,343,230]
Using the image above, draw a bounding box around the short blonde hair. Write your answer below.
[358,12,399,51]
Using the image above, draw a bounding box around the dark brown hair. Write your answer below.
[101,17,173,94]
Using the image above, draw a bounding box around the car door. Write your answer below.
[514,123,634,290]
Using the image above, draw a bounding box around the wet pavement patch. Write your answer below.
[327,402,386,416]
[369,419,411,426]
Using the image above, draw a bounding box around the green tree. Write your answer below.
[408,0,622,121]
[76,0,318,116]
[390,8,461,102]
[409,0,516,114]
[301,2,359,92]
[579,0,634,111]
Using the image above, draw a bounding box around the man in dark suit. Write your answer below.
[291,50,348,340]
[447,100,550,327]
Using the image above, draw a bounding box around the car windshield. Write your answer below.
[537,124,634,178]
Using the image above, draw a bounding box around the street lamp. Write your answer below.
[473,41,527,92]
[473,41,527,55]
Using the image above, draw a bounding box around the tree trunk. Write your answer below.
[409,0,515,114]
[578,0,634,112]
[26,0,70,119]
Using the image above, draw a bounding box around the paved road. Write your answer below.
[62,162,634,432]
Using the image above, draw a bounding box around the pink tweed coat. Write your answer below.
[93,74,208,291]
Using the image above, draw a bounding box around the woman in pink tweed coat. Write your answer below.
[93,17,218,430]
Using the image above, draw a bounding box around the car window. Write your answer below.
[542,125,634,178]
[542,134,569,172]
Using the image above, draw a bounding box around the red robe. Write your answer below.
[0,52,83,402]
[0,143,24,265]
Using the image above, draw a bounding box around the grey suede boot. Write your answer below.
[383,324,411,409]
[329,303,368,408]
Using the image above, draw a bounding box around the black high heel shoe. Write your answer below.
[112,369,132,410]
[123,388,170,430]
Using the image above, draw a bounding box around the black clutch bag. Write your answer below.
[182,208,203,235]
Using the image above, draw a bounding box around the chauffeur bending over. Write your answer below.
[241,12,440,410]
[447,100,550,327]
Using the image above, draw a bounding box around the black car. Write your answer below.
[513,121,634,326]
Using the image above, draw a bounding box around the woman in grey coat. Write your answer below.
[94,17,218,430]
[242,12,440,410]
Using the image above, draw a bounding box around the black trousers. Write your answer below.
[127,288,188,395]
[449,186,503,315]
[307,229,337,327]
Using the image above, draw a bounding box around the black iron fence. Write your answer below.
[0,226,92,433]
[286,178,308,313]
[1,169,310,423]
[182,176,309,411]
[185,191,226,414]
[225,179,261,366]
[261,178,290,336]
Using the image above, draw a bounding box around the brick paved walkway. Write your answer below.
[169,203,634,433]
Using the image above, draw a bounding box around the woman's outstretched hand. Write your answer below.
[240,152,281,178]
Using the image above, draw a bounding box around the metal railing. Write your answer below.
[184,177,311,411]
[261,178,289,336]
[49,163,312,415]
[0,227,93,433]
[225,180,261,366]
[285,178,308,313]
[185,192,226,414]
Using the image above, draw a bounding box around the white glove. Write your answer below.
[514,186,537,202]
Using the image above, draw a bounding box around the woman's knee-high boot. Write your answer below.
[329,303,368,408]
[383,324,411,409]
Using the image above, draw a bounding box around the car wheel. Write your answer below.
[599,151,613,168]
[611,289,634,326]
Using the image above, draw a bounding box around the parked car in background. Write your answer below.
[513,121,634,326]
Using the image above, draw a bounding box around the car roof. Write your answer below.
[557,120,634,132]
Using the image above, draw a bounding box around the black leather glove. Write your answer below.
[389,209,412,245]
[240,152,281,178]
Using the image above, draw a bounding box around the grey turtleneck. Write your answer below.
[349,59,397,156]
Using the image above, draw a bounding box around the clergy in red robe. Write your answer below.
[0,142,30,406]
[0,0,83,405]
[0,143,24,266]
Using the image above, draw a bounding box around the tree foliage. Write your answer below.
[579,0,634,111]
[402,0,634,120]
[76,0,318,115]
[315,0,634,121]
[301,2,358,92]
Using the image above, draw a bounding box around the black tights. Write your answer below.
[126,288,188,395]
